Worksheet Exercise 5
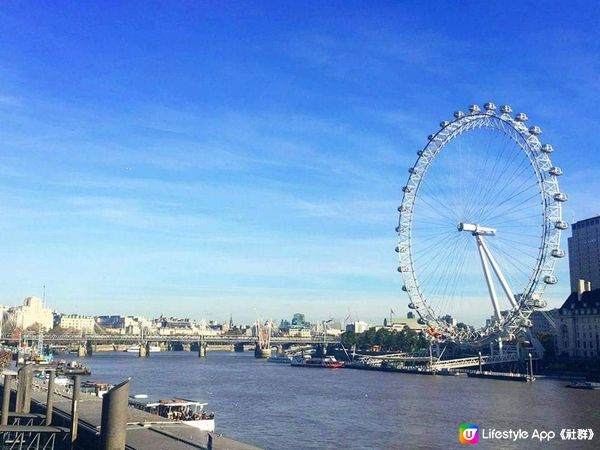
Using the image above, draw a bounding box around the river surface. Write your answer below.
[66,351,599,450]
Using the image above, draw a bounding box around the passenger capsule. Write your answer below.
[454,111,465,119]
[533,298,547,309]
[408,167,420,174]
[401,285,407,291]
[529,125,542,135]
[402,186,412,193]
[549,167,563,176]
[500,105,512,113]
[555,220,569,230]
[469,104,481,113]
[395,246,400,253]
[514,112,528,122]
[440,120,450,128]
[521,319,533,328]
[551,248,565,258]
[544,275,558,285]
[395,226,400,232]
[417,318,427,325]
[484,102,496,111]
[554,192,568,202]
[541,144,554,153]
[408,302,416,309]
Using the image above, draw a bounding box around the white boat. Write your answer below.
[266,354,292,364]
[126,345,161,353]
[291,354,344,368]
[129,396,215,431]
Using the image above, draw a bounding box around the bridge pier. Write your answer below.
[230,344,235,352]
[198,342,207,358]
[86,340,94,357]
[234,343,245,352]
[138,343,148,358]
[77,346,87,357]
[254,343,270,358]
[183,343,191,352]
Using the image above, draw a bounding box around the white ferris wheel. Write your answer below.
[396,103,566,345]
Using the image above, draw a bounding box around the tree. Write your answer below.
[0,350,11,368]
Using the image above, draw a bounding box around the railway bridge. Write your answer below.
[21,333,340,357]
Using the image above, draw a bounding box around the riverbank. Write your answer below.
[0,369,261,450]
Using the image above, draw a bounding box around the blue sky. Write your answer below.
[0,1,598,324]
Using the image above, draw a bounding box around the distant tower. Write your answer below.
[568,215,600,292]
[229,313,233,329]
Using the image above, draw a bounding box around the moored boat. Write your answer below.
[266,354,292,364]
[291,354,344,368]
[126,344,161,353]
[566,381,600,390]
[129,396,215,431]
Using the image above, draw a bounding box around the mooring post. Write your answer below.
[478,351,482,373]
[99,379,130,450]
[16,364,33,414]
[46,369,56,425]
[70,375,81,448]
[528,352,534,381]
[1,372,16,426]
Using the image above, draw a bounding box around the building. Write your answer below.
[556,280,600,358]
[8,297,53,331]
[383,316,427,332]
[57,314,96,333]
[346,321,370,334]
[529,309,558,336]
[95,315,152,335]
[568,215,600,293]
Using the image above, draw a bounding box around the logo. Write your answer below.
[460,424,479,444]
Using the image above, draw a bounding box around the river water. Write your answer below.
[69,351,599,449]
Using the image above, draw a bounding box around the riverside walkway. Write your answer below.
[1,375,261,450]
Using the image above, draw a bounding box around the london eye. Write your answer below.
[396,103,566,345]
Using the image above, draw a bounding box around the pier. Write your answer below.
[0,365,261,450]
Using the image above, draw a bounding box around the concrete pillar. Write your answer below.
[198,342,206,358]
[1,373,15,426]
[77,346,87,358]
[138,344,147,358]
[276,345,284,355]
[86,340,94,357]
[70,375,81,448]
[183,343,191,352]
[234,343,245,352]
[46,369,55,426]
[16,364,33,414]
[230,344,235,352]
[478,352,482,373]
[99,379,130,450]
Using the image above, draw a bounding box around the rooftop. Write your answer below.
[559,289,600,311]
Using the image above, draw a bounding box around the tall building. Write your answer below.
[568,215,600,292]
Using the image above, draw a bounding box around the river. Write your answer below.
[67,351,599,449]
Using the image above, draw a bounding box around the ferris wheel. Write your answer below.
[396,103,566,345]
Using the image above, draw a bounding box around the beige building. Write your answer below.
[58,314,96,333]
[8,297,53,331]
[556,280,600,359]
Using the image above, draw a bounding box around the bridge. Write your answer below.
[20,333,340,358]
[22,333,338,345]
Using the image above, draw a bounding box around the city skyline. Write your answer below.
[1,2,599,324]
